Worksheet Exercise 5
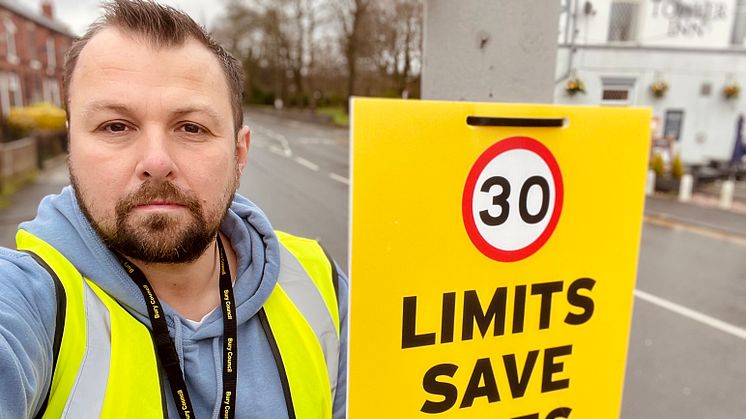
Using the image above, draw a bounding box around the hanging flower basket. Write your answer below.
[649,80,668,98]
[723,83,740,100]
[565,77,585,96]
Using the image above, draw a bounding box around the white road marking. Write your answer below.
[269,146,287,156]
[294,156,320,171]
[634,289,746,340]
[329,173,350,185]
[253,125,292,157]
[299,137,336,145]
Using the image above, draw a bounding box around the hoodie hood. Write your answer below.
[19,186,280,338]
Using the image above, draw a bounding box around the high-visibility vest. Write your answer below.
[16,229,340,419]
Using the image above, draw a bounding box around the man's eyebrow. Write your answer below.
[81,101,136,119]
[80,102,223,125]
[172,106,221,125]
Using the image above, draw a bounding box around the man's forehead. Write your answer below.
[69,27,230,107]
[74,27,221,80]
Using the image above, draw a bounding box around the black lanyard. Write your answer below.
[116,236,238,419]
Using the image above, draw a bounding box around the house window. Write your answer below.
[47,37,56,69]
[663,110,685,141]
[43,78,60,106]
[27,23,37,61]
[601,77,636,106]
[608,0,640,42]
[32,74,43,103]
[10,73,22,107]
[0,73,9,117]
[4,19,18,63]
[1,72,23,110]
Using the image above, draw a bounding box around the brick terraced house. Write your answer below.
[0,0,74,117]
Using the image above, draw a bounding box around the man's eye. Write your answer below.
[105,122,128,132]
[181,123,203,134]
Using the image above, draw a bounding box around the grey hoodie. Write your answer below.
[0,186,348,418]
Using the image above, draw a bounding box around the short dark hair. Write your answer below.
[63,0,245,133]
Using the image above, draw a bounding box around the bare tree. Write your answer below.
[370,0,422,98]
[213,0,423,109]
[214,0,322,107]
[212,0,264,101]
[333,0,373,108]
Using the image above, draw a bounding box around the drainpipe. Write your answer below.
[556,0,579,84]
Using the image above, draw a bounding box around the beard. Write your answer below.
[71,171,238,264]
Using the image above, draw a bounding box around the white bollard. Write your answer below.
[646,170,656,196]
[720,179,735,209]
[678,174,693,202]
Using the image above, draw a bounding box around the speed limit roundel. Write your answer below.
[462,136,563,262]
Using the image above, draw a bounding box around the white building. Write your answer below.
[555,0,746,164]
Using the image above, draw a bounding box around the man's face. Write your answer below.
[67,28,249,263]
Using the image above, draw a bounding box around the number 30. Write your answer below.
[479,176,550,226]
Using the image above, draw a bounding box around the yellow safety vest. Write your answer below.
[16,229,340,419]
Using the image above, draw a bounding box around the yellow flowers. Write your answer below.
[565,77,585,95]
[722,83,740,100]
[650,80,668,98]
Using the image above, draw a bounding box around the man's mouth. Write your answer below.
[133,200,185,211]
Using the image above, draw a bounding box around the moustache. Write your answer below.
[116,181,201,215]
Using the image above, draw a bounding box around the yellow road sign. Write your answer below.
[349,98,651,418]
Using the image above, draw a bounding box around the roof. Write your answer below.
[0,0,76,38]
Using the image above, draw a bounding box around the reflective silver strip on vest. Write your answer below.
[61,281,111,418]
[277,246,340,399]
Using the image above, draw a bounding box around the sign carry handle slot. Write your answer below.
[466,116,567,128]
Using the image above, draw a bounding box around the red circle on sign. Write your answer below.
[462,136,563,262]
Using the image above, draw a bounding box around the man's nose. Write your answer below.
[136,131,176,180]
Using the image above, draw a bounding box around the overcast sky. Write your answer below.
[18,0,226,35]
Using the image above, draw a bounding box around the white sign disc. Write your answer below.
[462,136,564,262]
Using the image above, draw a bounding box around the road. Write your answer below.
[0,109,743,417]
[239,110,350,270]
[621,223,746,418]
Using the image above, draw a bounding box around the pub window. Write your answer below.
[663,110,685,142]
[608,0,640,42]
[732,0,746,45]
[601,77,636,106]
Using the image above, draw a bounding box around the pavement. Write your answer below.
[0,155,70,248]
[0,156,745,248]
[644,183,746,239]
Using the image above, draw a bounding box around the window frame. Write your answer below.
[608,0,642,43]
[663,109,685,142]
[4,18,18,64]
[601,76,637,106]
[46,37,56,70]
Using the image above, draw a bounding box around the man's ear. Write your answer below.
[236,125,250,173]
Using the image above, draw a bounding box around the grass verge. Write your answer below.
[316,107,349,127]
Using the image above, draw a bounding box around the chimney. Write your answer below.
[41,0,53,19]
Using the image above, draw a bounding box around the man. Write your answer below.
[0,1,347,418]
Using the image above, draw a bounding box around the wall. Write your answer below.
[555,45,745,163]
[569,0,739,47]
[422,0,560,102]
[638,0,737,48]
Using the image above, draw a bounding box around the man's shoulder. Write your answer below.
[275,230,322,247]
[0,247,58,295]
[0,247,59,336]
[275,230,335,272]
